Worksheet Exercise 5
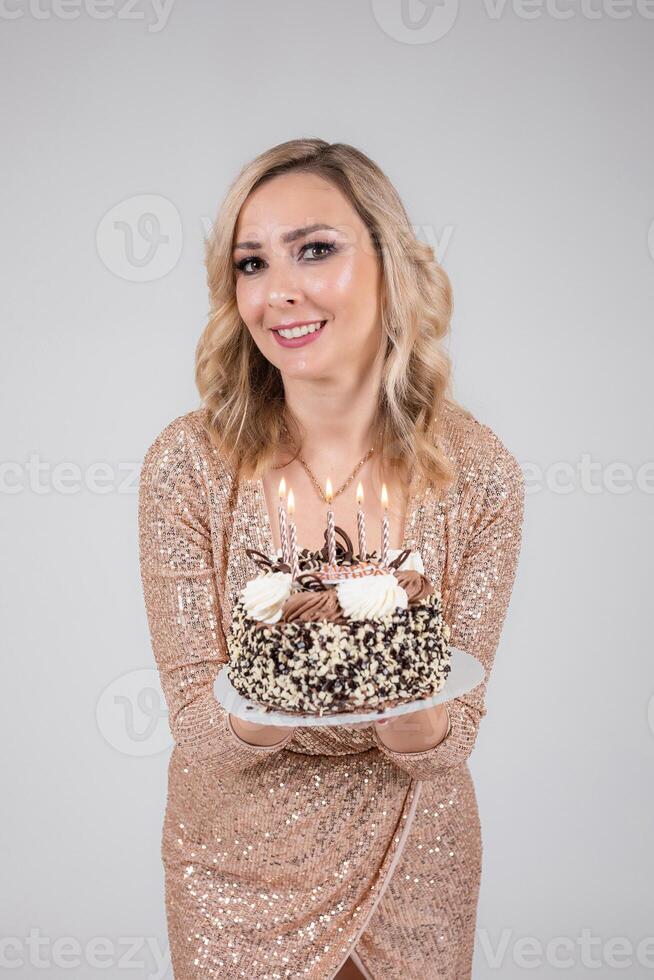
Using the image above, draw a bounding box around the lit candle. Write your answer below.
[277,477,289,566]
[381,483,390,566]
[325,477,336,565]
[287,488,299,582]
[356,481,367,561]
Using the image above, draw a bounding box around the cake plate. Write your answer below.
[214,647,484,728]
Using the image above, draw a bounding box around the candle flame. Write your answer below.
[278,476,286,500]
[356,481,364,506]
[287,487,295,515]
[325,476,333,504]
[381,482,389,509]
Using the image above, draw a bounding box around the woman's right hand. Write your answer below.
[229,713,296,747]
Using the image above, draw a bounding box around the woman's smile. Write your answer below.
[271,319,327,348]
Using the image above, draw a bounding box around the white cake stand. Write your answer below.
[214,647,484,728]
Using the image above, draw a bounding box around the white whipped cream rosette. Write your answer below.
[336,573,408,620]
[241,571,292,624]
[387,548,425,574]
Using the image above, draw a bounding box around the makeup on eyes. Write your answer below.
[233,239,339,276]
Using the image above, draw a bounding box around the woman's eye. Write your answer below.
[301,240,336,261]
[235,256,263,275]
[234,240,336,276]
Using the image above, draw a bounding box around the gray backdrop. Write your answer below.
[2,2,652,977]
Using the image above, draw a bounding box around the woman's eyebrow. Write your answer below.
[233,223,339,252]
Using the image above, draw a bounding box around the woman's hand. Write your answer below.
[374,703,450,753]
[229,714,296,747]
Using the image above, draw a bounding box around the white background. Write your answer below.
[2,2,652,977]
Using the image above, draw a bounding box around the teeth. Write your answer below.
[278,321,324,339]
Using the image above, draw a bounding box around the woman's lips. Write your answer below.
[271,321,327,348]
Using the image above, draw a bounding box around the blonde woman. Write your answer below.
[138,138,525,980]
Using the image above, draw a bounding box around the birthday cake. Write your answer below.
[226,527,452,717]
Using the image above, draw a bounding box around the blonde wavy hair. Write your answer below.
[196,137,470,496]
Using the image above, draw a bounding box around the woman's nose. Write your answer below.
[268,286,304,306]
[266,265,305,306]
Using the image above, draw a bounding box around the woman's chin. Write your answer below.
[280,357,328,379]
[274,347,335,379]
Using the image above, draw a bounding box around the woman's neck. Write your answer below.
[281,359,383,469]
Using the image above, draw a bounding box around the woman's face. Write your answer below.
[232,171,383,381]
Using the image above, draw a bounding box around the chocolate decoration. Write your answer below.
[247,526,409,578]
[294,572,328,591]
[334,525,356,562]
[387,548,412,571]
[245,546,277,572]
[315,525,357,565]
[394,569,434,604]
[280,588,348,624]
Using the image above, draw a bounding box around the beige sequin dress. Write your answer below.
[137,403,525,980]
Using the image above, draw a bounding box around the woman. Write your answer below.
[138,138,525,979]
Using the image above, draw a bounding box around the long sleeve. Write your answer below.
[137,420,296,780]
[372,438,526,781]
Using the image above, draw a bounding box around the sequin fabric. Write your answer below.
[137,404,525,979]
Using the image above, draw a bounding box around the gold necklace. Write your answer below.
[273,445,376,504]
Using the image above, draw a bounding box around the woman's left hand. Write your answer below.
[373,703,450,752]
